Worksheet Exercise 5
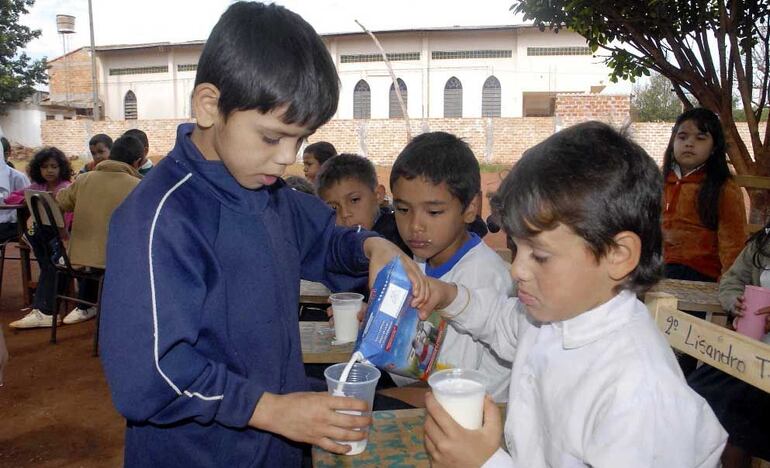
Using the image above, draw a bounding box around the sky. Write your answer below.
[22,0,524,61]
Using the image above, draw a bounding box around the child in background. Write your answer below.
[316,153,411,255]
[688,220,770,467]
[662,108,747,374]
[420,122,726,467]
[1,137,15,168]
[663,108,746,282]
[302,141,336,183]
[122,128,153,176]
[284,175,315,195]
[55,135,144,325]
[389,131,513,402]
[98,3,427,466]
[0,142,30,243]
[81,134,113,174]
[8,147,74,329]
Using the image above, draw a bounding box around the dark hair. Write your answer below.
[390,131,480,209]
[749,219,770,270]
[109,135,145,166]
[284,175,315,195]
[662,108,730,230]
[316,153,378,194]
[27,147,73,185]
[194,2,339,130]
[89,133,113,149]
[304,141,337,166]
[1,137,9,154]
[122,129,149,151]
[491,121,663,294]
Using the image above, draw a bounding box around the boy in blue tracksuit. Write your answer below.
[98,3,426,467]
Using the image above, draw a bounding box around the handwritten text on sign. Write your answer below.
[658,308,770,392]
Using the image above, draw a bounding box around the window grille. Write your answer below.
[124,90,138,120]
[481,76,501,118]
[389,78,408,119]
[109,65,168,76]
[444,77,463,118]
[353,80,371,119]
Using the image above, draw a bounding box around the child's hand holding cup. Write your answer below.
[733,286,770,340]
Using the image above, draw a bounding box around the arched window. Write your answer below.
[389,78,408,119]
[353,80,371,119]
[444,77,463,118]
[124,90,137,120]
[481,76,501,118]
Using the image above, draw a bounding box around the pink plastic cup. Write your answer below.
[736,285,770,340]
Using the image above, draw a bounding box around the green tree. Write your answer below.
[0,0,47,109]
[632,73,682,122]
[511,0,770,179]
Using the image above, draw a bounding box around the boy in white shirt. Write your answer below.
[421,121,727,467]
[389,131,514,402]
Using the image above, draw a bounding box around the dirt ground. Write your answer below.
[0,167,509,467]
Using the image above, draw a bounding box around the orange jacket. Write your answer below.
[662,169,747,279]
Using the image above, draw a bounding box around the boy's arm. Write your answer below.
[718,242,756,313]
[427,280,522,362]
[55,180,77,213]
[100,208,263,429]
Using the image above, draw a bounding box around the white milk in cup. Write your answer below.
[330,292,364,344]
[428,368,487,430]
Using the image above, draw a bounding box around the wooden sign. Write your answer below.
[646,292,770,393]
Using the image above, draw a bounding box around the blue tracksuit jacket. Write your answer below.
[99,123,375,467]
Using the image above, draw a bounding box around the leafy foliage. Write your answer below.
[0,0,48,108]
[512,0,770,176]
[632,73,682,122]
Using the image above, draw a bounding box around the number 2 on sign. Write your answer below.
[664,315,679,335]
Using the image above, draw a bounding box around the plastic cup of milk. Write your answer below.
[324,361,381,455]
[330,292,364,344]
[428,368,487,430]
[736,285,770,340]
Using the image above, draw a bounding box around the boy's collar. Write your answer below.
[552,290,637,349]
[424,232,481,278]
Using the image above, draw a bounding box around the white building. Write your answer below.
[56,25,626,122]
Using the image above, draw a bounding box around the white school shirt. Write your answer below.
[0,155,29,224]
[444,288,727,468]
[391,239,515,402]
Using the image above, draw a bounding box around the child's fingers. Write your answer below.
[481,395,502,433]
[323,422,369,441]
[425,392,456,435]
[755,306,770,316]
[328,411,371,431]
[328,394,370,413]
[316,437,353,455]
[424,431,441,461]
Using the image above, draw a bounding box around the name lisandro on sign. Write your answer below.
[657,308,770,391]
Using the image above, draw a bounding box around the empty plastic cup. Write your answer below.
[736,285,770,340]
[330,292,364,344]
[428,368,487,430]
[324,361,381,455]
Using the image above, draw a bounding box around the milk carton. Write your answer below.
[354,257,446,380]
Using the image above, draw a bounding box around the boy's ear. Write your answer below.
[192,83,221,128]
[375,184,386,205]
[462,195,479,223]
[606,231,641,281]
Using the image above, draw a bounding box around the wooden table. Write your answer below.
[312,409,430,467]
[300,321,354,364]
[300,279,332,304]
[0,204,33,305]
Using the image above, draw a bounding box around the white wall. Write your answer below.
[0,104,45,147]
[92,27,625,121]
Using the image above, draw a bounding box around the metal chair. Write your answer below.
[25,191,105,356]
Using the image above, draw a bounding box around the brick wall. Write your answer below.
[48,48,94,104]
[43,94,701,165]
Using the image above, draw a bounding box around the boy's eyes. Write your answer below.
[395,207,409,214]
[428,210,443,216]
[350,197,360,204]
[262,136,281,145]
[531,253,548,264]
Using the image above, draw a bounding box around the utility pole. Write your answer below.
[88,0,100,120]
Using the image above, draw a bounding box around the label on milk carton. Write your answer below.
[354,257,446,380]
